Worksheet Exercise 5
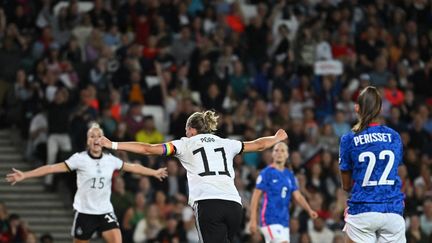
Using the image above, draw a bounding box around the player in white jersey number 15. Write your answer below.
[96,110,288,243]
[6,123,167,243]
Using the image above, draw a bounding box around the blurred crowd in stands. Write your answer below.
[1,0,432,242]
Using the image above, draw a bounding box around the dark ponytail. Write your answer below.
[352,86,382,133]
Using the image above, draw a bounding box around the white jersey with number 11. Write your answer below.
[171,134,243,206]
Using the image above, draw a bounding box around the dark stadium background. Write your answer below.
[0,0,432,242]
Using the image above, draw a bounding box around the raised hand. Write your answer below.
[96,136,112,149]
[6,168,25,185]
[275,129,288,141]
[154,167,168,181]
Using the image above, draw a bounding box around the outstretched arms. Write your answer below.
[98,129,287,155]
[243,129,288,152]
[122,162,167,181]
[96,137,168,180]
[97,136,165,155]
[6,163,69,185]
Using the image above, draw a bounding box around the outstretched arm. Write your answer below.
[6,163,69,185]
[122,162,167,181]
[243,129,288,152]
[249,188,263,234]
[97,136,164,155]
[292,190,318,219]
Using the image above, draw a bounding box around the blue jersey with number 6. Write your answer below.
[256,166,298,227]
[339,124,404,215]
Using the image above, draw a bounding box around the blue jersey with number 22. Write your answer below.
[339,124,404,215]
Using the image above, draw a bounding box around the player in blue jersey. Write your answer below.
[249,142,318,243]
[339,86,406,243]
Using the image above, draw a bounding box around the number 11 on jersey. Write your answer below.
[193,147,231,177]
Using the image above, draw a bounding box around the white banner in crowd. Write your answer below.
[314,60,343,75]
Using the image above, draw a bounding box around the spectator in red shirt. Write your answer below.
[225,2,245,33]
[384,76,405,106]
[135,15,150,45]
[332,34,355,63]
[0,214,27,243]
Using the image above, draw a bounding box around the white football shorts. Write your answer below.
[260,224,290,243]
[344,212,406,243]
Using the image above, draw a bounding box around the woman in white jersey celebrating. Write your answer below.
[6,123,167,243]
[96,110,288,243]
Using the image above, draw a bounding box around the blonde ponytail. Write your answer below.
[186,110,219,134]
[203,110,219,133]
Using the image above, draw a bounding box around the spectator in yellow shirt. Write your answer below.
[135,116,164,144]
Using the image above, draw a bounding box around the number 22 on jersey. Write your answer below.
[359,150,395,187]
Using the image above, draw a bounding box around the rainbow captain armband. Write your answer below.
[162,142,176,156]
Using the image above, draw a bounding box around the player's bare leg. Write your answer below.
[102,228,122,243]
[73,239,89,243]
[345,235,355,243]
